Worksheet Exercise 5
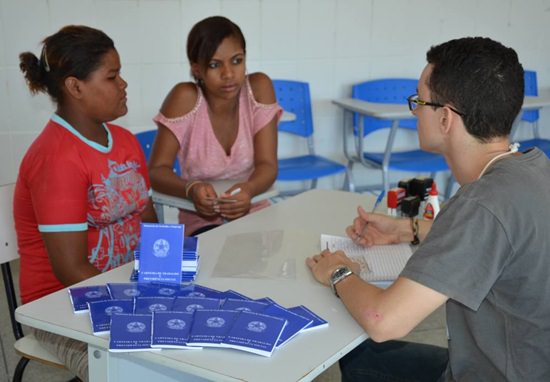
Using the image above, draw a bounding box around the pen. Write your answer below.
[355,190,385,243]
[229,187,242,197]
[371,190,385,213]
[216,187,241,205]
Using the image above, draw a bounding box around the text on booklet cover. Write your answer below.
[138,223,185,284]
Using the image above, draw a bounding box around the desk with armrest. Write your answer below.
[152,181,279,223]
[333,94,550,195]
[16,189,375,382]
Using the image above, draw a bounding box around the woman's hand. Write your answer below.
[216,183,252,220]
[188,182,219,218]
[346,206,408,247]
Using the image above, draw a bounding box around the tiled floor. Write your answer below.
[1,204,448,382]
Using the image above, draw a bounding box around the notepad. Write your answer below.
[320,234,413,284]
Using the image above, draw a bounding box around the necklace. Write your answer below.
[477,143,519,179]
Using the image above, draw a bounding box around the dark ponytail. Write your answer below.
[19,25,115,103]
[19,48,50,95]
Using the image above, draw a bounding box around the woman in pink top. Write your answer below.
[150,16,281,235]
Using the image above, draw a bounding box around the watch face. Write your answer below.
[332,267,350,282]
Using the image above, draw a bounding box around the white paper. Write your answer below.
[320,234,413,282]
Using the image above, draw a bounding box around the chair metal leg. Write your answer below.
[347,160,356,193]
[153,202,165,223]
[12,357,29,382]
[343,169,351,191]
[311,179,318,189]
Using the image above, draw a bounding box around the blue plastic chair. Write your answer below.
[135,130,181,176]
[135,130,181,222]
[516,70,550,157]
[273,80,349,194]
[350,78,449,194]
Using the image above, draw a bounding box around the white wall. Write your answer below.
[1,0,550,190]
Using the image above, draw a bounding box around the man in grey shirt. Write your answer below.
[307,37,550,381]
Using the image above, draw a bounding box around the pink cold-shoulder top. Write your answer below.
[153,76,282,235]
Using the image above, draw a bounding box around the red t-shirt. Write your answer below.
[14,116,151,303]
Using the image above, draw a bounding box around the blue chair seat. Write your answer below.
[277,155,347,181]
[362,150,449,172]
[518,138,550,157]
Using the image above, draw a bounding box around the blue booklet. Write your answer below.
[222,289,251,301]
[255,297,277,305]
[88,299,134,335]
[151,311,200,349]
[108,282,187,299]
[221,311,286,357]
[262,303,313,348]
[181,284,224,299]
[106,283,143,299]
[133,296,175,315]
[138,223,185,284]
[109,313,156,352]
[172,296,221,313]
[288,305,329,331]
[187,309,240,347]
[145,282,186,297]
[183,236,199,255]
[68,285,111,313]
[221,298,269,313]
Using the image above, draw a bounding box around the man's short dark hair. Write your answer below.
[426,37,524,141]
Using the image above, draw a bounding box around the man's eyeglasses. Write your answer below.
[407,94,465,117]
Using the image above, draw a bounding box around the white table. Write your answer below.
[332,94,550,193]
[16,189,376,382]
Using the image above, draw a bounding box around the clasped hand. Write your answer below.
[189,182,252,220]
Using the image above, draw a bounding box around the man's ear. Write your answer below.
[64,76,84,99]
[440,107,453,135]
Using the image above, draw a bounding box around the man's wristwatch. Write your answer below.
[330,266,353,298]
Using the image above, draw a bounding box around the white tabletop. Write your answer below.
[16,189,376,382]
[332,94,550,119]
[332,97,412,120]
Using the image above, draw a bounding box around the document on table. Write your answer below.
[320,234,413,284]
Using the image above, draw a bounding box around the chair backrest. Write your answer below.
[272,80,314,138]
[522,70,538,123]
[0,183,25,340]
[0,183,18,265]
[135,130,181,176]
[352,78,418,135]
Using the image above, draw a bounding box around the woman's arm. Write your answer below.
[245,72,279,196]
[149,83,218,217]
[149,83,196,198]
[149,124,187,198]
[140,198,158,223]
[42,231,100,286]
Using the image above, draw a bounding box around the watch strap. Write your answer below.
[330,266,353,298]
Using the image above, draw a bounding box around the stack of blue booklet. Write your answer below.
[130,223,199,283]
[68,282,328,357]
